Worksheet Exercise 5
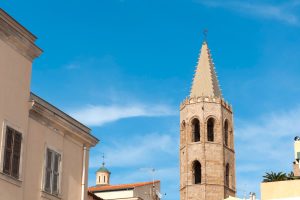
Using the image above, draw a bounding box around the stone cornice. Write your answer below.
[0,9,42,61]
[29,93,99,147]
[180,96,232,112]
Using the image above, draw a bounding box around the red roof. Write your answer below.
[89,180,160,192]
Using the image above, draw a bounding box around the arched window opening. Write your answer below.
[193,161,201,184]
[192,118,200,142]
[225,163,230,187]
[224,120,229,146]
[207,118,214,142]
[104,176,106,182]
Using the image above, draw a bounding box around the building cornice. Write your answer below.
[180,96,232,112]
[0,9,42,61]
[29,93,99,147]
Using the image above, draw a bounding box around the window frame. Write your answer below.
[225,163,230,187]
[207,118,215,142]
[42,147,62,196]
[192,160,201,184]
[224,120,229,147]
[0,121,23,181]
[191,118,200,142]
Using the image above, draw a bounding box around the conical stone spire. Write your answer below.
[190,41,222,98]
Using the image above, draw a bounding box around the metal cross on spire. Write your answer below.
[203,29,208,41]
[102,153,105,166]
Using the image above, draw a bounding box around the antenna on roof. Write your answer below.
[139,167,156,184]
[140,168,166,200]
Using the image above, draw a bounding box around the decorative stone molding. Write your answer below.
[29,93,99,147]
[0,9,42,61]
[180,96,232,112]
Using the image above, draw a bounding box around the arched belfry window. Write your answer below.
[207,118,215,142]
[192,118,200,142]
[193,160,201,184]
[224,120,229,146]
[225,163,230,187]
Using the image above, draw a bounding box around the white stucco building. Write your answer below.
[89,164,161,200]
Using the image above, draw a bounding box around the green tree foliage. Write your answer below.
[287,171,295,180]
[262,171,288,182]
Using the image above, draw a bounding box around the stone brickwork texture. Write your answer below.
[179,97,236,200]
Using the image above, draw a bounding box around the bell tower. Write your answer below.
[96,155,111,186]
[180,41,236,200]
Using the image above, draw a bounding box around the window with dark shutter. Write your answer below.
[3,126,22,179]
[44,149,53,193]
[12,132,21,178]
[3,127,13,174]
[52,153,60,195]
[44,148,61,196]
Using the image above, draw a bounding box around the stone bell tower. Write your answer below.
[179,40,236,200]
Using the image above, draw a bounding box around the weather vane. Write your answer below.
[203,29,208,41]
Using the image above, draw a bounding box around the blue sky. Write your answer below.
[2,0,300,199]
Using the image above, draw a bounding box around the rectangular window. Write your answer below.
[44,148,61,196]
[3,126,22,179]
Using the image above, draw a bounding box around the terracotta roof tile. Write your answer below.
[88,180,160,192]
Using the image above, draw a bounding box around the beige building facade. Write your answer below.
[261,180,300,200]
[261,137,300,200]
[180,41,236,200]
[0,9,98,200]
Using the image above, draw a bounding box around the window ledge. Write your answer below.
[0,172,22,187]
[41,191,62,200]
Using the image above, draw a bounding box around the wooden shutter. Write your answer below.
[44,149,53,193]
[52,153,60,195]
[3,127,14,175]
[11,132,22,178]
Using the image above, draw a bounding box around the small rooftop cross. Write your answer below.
[203,29,208,41]
[102,153,105,166]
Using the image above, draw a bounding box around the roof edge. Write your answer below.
[89,180,160,192]
[29,92,99,145]
[0,8,37,42]
[0,9,42,61]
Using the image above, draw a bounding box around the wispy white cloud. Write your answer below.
[69,103,176,126]
[90,132,178,168]
[64,63,81,70]
[197,0,300,25]
[235,106,300,196]
[88,132,179,199]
